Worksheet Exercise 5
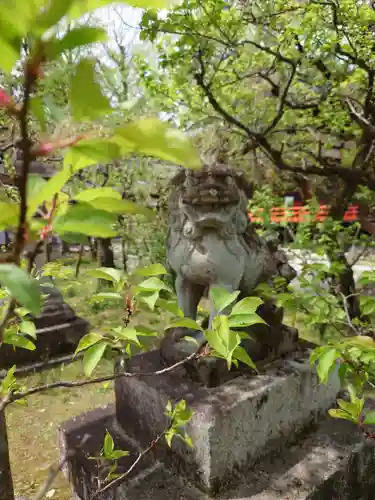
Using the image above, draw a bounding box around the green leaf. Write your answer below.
[233,346,257,371]
[30,97,47,132]
[363,411,375,425]
[83,341,108,376]
[0,365,17,394]
[228,314,265,328]
[173,399,193,425]
[53,203,117,238]
[87,197,154,218]
[0,36,21,73]
[15,307,31,318]
[28,174,47,201]
[165,400,173,415]
[328,408,357,423]
[110,449,130,459]
[214,316,240,368]
[19,321,37,339]
[337,396,364,419]
[70,58,111,122]
[342,336,375,348]
[156,299,183,317]
[137,290,159,311]
[87,267,123,284]
[0,201,18,230]
[91,292,122,301]
[231,297,263,315]
[205,329,226,358]
[64,138,121,172]
[35,0,75,33]
[137,277,172,293]
[28,169,71,218]
[3,331,36,351]
[114,118,201,169]
[112,327,141,346]
[165,429,176,448]
[74,187,122,202]
[134,263,168,277]
[0,264,41,315]
[75,332,103,354]
[168,318,203,331]
[210,287,240,314]
[316,347,339,384]
[103,431,114,457]
[47,27,107,59]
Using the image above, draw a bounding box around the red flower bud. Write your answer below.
[31,134,86,157]
[0,88,12,109]
[40,224,52,241]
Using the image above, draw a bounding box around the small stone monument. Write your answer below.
[0,242,90,370]
[59,165,375,499]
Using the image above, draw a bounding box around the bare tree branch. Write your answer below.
[0,342,207,411]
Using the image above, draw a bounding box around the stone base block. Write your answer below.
[114,350,340,493]
[59,404,375,500]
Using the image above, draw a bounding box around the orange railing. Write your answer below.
[249,204,360,224]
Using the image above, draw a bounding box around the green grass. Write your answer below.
[7,359,114,500]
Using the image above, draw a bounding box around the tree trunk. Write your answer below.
[98,238,115,268]
[90,238,98,262]
[0,411,15,500]
[329,184,361,320]
[97,238,115,290]
[75,244,84,278]
[121,238,127,272]
[61,241,70,256]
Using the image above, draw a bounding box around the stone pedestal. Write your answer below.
[114,351,340,493]
[57,349,375,500]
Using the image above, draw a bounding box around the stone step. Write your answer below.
[59,403,375,500]
[32,309,76,329]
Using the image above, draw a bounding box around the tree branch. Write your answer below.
[0,343,207,411]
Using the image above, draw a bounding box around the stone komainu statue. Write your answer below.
[162,163,299,386]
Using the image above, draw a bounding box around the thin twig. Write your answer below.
[0,343,207,411]
[90,430,167,499]
[32,434,90,500]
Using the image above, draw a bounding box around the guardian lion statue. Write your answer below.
[162,163,299,386]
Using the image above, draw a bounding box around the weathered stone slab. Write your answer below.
[59,404,375,500]
[114,350,340,493]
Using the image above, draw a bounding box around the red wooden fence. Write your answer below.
[249,204,360,224]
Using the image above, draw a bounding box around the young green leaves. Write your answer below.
[0,265,41,316]
[165,399,193,448]
[205,287,264,371]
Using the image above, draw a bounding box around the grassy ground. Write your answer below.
[7,359,114,500]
